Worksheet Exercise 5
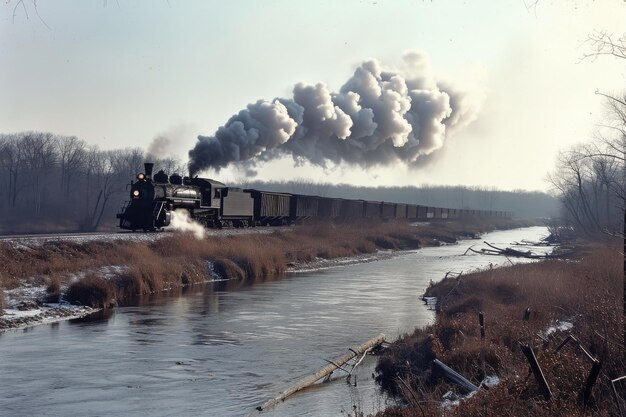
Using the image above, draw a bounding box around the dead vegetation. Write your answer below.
[0,218,529,308]
[375,242,623,417]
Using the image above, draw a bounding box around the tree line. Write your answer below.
[0,132,185,233]
[549,29,626,238]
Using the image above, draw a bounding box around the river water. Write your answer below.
[0,226,549,417]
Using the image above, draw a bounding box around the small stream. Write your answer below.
[0,226,550,417]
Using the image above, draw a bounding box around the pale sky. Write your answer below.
[1,0,625,191]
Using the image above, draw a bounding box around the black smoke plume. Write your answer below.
[189,51,480,176]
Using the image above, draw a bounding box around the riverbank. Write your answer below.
[0,218,533,331]
[375,240,622,417]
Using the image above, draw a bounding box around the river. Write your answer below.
[0,226,550,417]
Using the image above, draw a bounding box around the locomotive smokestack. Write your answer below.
[144,162,154,180]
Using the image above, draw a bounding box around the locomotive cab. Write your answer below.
[188,177,225,209]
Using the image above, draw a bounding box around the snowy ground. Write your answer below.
[1,279,104,332]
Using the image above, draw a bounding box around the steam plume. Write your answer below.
[189,51,480,176]
[168,210,206,239]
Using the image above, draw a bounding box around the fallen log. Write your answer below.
[255,333,385,412]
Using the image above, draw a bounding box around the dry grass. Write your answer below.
[65,274,116,308]
[0,218,525,309]
[375,242,623,417]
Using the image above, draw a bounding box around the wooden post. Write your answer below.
[582,360,602,406]
[519,343,552,401]
[256,333,385,412]
[478,312,485,339]
[479,312,486,379]
[432,359,479,393]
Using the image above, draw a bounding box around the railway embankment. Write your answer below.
[0,218,532,331]
[374,240,622,417]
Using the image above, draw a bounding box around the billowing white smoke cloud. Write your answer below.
[168,210,206,239]
[189,50,481,176]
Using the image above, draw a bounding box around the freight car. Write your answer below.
[116,163,512,231]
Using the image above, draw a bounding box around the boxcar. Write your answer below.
[339,199,364,220]
[318,197,342,219]
[441,208,449,219]
[381,202,396,219]
[395,203,407,219]
[416,206,427,219]
[245,189,291,225]
[434,207,443,219]
[407,204,418,220]
[290,194,319,220]
[364,201,382,219]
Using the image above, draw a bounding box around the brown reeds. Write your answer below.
[375,242,623,417]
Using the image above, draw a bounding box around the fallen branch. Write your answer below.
[255,333,385,412]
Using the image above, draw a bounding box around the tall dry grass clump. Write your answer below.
[375,243,623,417]
[65,274,116,308]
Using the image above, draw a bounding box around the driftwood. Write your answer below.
[432,359,479,393]
[512,239,556,247]
[256,333,385,412]
[478,312,487,379]
[468,241,572,259]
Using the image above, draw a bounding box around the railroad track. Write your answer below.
[0,226,289,246]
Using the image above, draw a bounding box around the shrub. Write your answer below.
[65,275,115,308]
[212,259,246,280]
[46,275,61,294]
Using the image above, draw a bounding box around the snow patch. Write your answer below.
[545,320,573,336]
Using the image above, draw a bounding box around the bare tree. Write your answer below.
[57,136,86,201]
[20,131,58,215]
[0,134,25,209]
[577,30,626,348]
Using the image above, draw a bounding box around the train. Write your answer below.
[116,163,512,231]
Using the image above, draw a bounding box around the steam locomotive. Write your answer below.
[117,163,512,231]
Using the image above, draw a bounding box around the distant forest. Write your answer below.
[0,131,558,234]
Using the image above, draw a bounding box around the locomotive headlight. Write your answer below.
[132,190,140,198]
[137,172,145,180]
